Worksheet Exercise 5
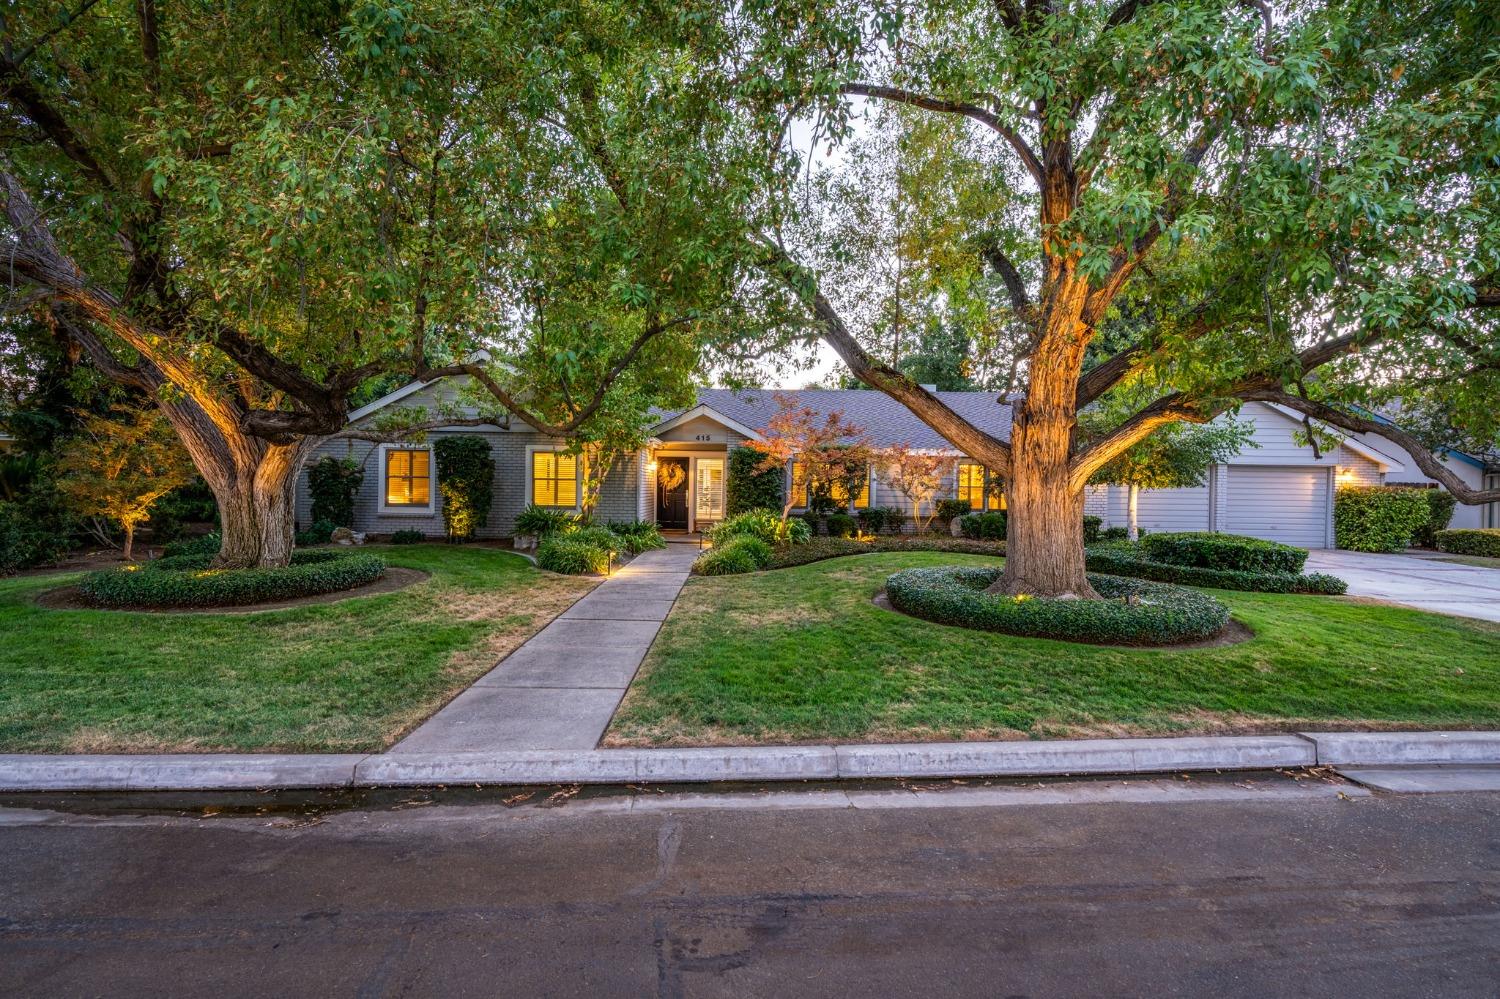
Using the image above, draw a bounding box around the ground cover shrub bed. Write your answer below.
[885,565,1230,646]
[1435,529,1500,558]
[1086,544,1346,594]
[78,549,387,609]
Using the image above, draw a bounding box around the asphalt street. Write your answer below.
[2,774,1498,998]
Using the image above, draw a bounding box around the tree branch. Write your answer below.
[0,56,120,193]
[980,244,1032,313]
[1068,392,1208,490]
[840,83,1044,187]
[760,240,1013,475]
[1239,390,1500,505]
[7,0,105,68]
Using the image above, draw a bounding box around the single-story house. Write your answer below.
[298,373,1499,546]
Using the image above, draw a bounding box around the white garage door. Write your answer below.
[1122,485,1211,533]
[1225,466,1330,547]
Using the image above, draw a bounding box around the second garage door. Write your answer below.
[1224,466,1331,548]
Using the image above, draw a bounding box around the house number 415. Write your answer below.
[694,434,713,442]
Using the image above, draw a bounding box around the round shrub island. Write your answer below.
[78,549,388,609]
[884,566,1231,646]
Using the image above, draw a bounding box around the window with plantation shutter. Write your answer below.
[532,451,578,507]
[384,448,431,507]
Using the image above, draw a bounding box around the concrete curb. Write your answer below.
[0,754,367,791]
[1300,731,1500,766]
[0,732,1496,793]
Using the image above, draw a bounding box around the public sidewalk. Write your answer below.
[389,542,700,753]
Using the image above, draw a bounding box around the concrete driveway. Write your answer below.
[1305,549,1500,623]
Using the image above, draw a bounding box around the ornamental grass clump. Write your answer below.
[605,520,667,554]
[536,534,614,575]
[709,509,810,546]
[693,535,773,575]
[884,566,1230,646]
[79,549,386,609]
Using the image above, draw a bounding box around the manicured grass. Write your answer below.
[605,552,1500,746]
[0,545,593,753]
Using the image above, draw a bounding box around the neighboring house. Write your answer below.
[298,375,1497,546]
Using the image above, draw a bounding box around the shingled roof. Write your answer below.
[657,387,1015,451]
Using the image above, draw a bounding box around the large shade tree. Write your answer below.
[2,0,781,567]
[742,0,1500,596]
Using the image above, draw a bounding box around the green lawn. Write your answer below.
[0,545,593,753]
[605,552,1500,746]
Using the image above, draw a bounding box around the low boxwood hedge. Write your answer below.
[1086,545,1347,594]
[1434,528,1500,558]
[885,566,1230,646]
[694,535,773,575]
[79,549,387,609]
[1139,531,1308,574]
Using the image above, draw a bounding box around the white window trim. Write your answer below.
[527,445,582,511]
[377,442,436,516]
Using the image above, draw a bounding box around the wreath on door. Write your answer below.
[657,462,686,492]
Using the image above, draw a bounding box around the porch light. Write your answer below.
[1335,467,1357,486]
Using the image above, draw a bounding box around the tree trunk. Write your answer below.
[993,364,1098,599]
[122,524,135,562]
[1127,484,1140,543]
[155,397,319,569]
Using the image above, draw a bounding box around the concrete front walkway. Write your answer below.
[391,542,701,752]
[1305,549,1500,623]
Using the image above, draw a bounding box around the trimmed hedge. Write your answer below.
[305,456,363,528]
[726,447,785,516]
[1140,531,1308,574]
[1434,529,1500,558]
[959,511,1006,540]
[536,534,613,574]
[161,532,220,558]
[1086,545,1347,594]
[78,549,387,609]
[1334,486,1429,552]
[825,512,857,538]
[1083,515,1102,544]
[694,535,773,575]
[390,529,426,544]
[885,566,1230,646]
[1415,490,1458,548]
[434,436,495,541]
[691,535,1006,574]
[295,519,335,546]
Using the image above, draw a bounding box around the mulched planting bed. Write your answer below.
[694,535,1007,574]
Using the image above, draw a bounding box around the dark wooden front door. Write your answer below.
[656,457,689,529]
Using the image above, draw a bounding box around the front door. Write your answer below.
[656,457,689,529]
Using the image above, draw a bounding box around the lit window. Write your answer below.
[830,469,871,509]
[385,448,431,507]
[790,460,808,507]
[957,461,986,510]
[695,458,725,520]
[532,451,578,507]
